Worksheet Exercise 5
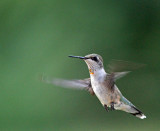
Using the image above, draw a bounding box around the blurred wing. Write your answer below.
[42,76,92,91]
[107,59,145,73]
[105,74,115,90]
[106,60,145,81]
[113,71,131,81]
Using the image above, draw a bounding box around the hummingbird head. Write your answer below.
[69,54,104,75]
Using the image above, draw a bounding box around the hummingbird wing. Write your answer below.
[107,59,145,81]
[42,76,94,95]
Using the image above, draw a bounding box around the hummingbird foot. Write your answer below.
[110,102,115,111]
[104,105,109,112]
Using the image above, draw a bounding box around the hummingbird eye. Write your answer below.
[91,57,98,62]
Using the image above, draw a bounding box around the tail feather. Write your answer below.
[118,96,146,119]
[130,106,146,119]
[115,101,146,119]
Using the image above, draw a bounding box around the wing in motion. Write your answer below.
[42,76,94,95]
[105,60,145,90]
[106,59,145,81]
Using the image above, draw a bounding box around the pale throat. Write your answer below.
[89,68,107,81]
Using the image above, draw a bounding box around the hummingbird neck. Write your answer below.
[90,68,107,81]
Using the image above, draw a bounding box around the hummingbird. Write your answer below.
[43,54,146,119]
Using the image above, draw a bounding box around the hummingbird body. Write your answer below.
[90,68,112,106]
[43,54,146,119]
[89,66,123,109]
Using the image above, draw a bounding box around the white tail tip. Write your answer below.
[140,114,146,119]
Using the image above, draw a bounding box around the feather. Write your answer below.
[42,76,94,95]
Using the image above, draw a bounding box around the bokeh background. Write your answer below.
[0,0,160,130]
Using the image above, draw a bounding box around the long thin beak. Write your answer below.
[68,55,89,60]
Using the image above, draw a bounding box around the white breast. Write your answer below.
[90,68,109,105]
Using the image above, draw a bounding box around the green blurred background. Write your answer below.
[0,0,160,130]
